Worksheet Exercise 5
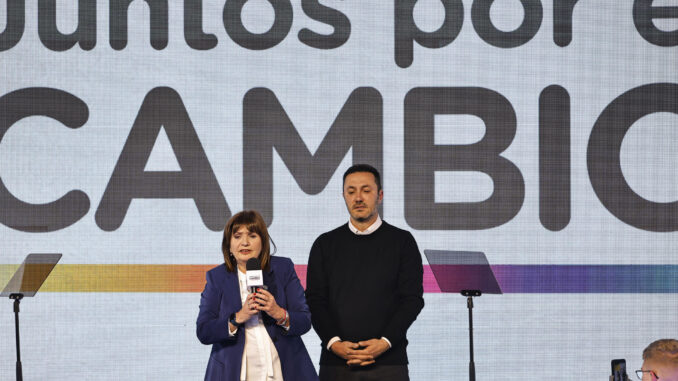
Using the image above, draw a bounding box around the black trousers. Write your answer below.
[319,365,409,381]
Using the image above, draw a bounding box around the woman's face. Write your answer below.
[230,226,262,269]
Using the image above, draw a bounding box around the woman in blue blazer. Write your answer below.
[197,210,318,381]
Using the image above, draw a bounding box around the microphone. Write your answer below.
[245,258,264,294]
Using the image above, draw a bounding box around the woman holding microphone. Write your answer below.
[197,210,318,381]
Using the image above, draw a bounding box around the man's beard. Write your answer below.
[352,206,373,222]
[354,215,371,222]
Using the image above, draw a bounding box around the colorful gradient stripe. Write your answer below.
[1,264,677,293]
[490,265,678,293]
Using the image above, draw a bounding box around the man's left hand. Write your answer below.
[346,338,390,367]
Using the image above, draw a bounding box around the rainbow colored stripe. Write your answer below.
[1,264,677,293]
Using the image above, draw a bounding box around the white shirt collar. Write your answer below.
[348,215,382,235]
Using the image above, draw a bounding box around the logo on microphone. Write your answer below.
[247,273,262,284]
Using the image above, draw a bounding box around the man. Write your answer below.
[306,164,424,381]
[637,339,678,381]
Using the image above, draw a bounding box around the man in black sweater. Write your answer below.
[306,164,425,381]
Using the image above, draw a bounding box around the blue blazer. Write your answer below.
[196,256,318,381]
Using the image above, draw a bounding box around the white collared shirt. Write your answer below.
[347,215,383,235]
[234,269,284,381]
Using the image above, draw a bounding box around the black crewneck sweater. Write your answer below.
[306,221,425,366]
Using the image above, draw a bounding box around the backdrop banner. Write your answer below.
[1,1,677,379]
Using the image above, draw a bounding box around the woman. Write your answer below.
[197,210,318,381]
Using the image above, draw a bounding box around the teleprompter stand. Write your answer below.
[2,253,62,381]
[424,250,502,381]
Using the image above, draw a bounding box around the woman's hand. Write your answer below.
[234,293,258,324]
[253,288,285,321]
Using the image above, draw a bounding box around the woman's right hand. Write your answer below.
[234,293,259,324]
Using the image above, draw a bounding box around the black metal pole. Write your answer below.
[10,293,23,381]
[467,295,475,381]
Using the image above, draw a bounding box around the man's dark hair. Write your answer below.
[343,164,381,191]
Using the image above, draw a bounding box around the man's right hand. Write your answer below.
[330,340,375,365]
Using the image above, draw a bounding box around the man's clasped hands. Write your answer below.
[330,338,390,367]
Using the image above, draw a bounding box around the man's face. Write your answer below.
[343,171,383,225]
[641,360,678,381]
